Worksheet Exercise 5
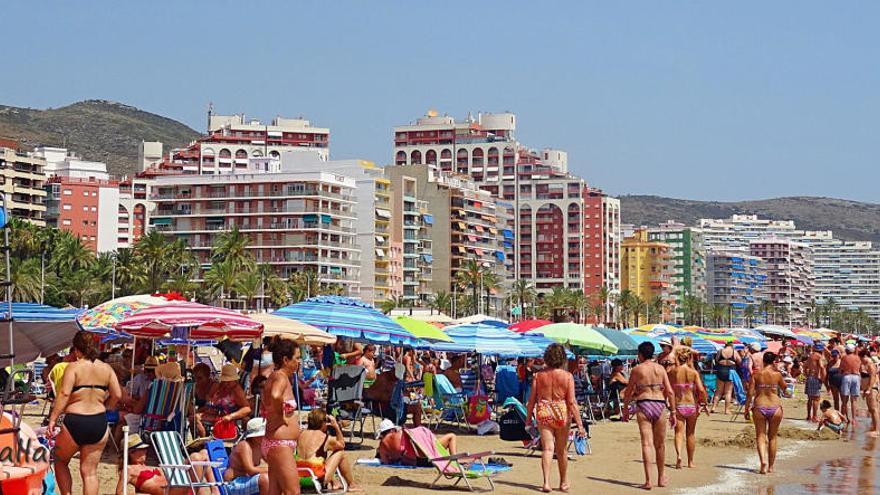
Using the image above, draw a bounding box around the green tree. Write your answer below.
[455,259,484,316]
[512,279,536,320]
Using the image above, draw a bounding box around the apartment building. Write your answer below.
[698,215,803,252]
[647,221,707,323]
[749,239,815,324]
[392,111,620,301]
[149,158,360,295]
[705,251,766,325]
[385,164,511,309]
[621,229,675,323]
[0,147,47,226]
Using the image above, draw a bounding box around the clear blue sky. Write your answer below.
[4,2,878,202]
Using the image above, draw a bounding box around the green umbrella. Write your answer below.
[528,322,618,354]
[393,316,454,342]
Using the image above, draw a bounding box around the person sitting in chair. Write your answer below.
[297,409,362,492]
[116,434,216,495]
[224,418,270,495]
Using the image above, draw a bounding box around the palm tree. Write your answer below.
[264,274,289,308]
[743,305,756,327]
[430,291,452,315]
[650,295,664,324]
[50,232,94,276]
[288,270,319,303]
[455,260,483,315]
[595,286,610,324]
[590,302,604,325]
[113,248,147,296]
[710,304,726,327]
[380,296,401,315]
[512,279,536,320]
[615,289,635,328]
[62,270,101,307]
[235,271,261,310]
[480,271,500,316]
[212,228,254,271]
[164,271,196,298]
[540,287,578,322]
[10,258,42,302]
[136,230,172,292]
[758,300,774,325]
[203,261,239,307]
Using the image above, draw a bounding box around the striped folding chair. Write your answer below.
[140,379,184,438]
[152,430,223,495]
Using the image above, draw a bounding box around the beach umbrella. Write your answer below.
[527,323,618,354]
[684,326,746,349]
[454,314,508,326]
[637,323,683,336]
[754,325,798,340]
[250,313,336,345]
[388,310,454,324]
[393,316,454,342]
[509,319,552,333]
[273,296,421,346]
[625,333,663,354]
[77,293,188,334]
[430,323,543,357]
[591,327,639,357]
[0,302,84,363]
[520,332,575,359]
[116,302,263,340]
[792,328,829,341]
[625,328,718,355]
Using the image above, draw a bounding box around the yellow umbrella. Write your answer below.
[250,313,336,345]
[393,316,454,342]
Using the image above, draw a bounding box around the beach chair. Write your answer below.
[403,426,496,492]
[432,374,469,431]
[140,379,185,439]
[297,457,348,495]
[152,430,224,495]
[327,364,370,446]
[205,440,231,495]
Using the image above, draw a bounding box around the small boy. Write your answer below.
[817,399,849,435]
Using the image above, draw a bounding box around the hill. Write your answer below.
[0,100,201,177]
[620,195,880,244]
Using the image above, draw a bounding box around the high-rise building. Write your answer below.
[705,251,766,325]
[149,157,360,299]
[391,111,620,302]
[621,229,674,323]
[698,215,803,252]
[647,221,706,323]
[0,147,47,226]
[749,239,815,325]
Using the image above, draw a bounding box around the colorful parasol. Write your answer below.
[250,313,336,345]
[509,319,553,333]
[115,302,263,340]
[77,294,187,334]
[528,323,618,354]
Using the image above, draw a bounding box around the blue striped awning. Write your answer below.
[0,302,83,322]
[273,296,422,346]
[0,303,84,363]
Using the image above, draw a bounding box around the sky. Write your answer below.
[3,2,878,202]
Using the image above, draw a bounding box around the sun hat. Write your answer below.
[749,342,762,352]
[846,344,856,353]
[375,418,400,439]
[245,418,266,439]
[144,356,159,370]
[219,363,240,382]
[127,433,149,450]
[659,338,672,348]
[439,359,452,371]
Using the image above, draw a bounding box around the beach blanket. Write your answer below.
[355,458,512,473]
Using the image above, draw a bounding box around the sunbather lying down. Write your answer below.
[376,419,457,466]
[297,409,363,492]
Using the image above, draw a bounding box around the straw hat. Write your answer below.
[220,363,240,382]
[127,433,149,450]
[144,356,159,370]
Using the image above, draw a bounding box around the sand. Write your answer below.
[37,393,867,494]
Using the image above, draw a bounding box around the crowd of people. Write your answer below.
[36,327,880,494]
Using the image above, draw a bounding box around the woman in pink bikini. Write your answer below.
[526,343,586,493]
[745,351,789,474]
[668,347,706,469]
[623,341,677,490]
[263,336,303,495]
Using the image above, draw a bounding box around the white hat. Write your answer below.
[845,343,856,353]
[750,342,762,352]
[375,419,399,439]
[782,356,793,364]
[439,359,452,371]
[659,338,672,348]
[245,418,266,439]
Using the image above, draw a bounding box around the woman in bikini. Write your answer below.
[745,352,790,474]
[263,336,303,495]
[826,348,843,411]
[526,343,586,493]
[623,341,677,490]
[859,349,880,437]
[710,341,740,415]
[296,408,362,492]
[116,433,215,495]
[48,331,122,495]
[668,347,706,469]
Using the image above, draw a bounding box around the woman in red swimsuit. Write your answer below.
[117,433,215,495]
[263,336,303,495]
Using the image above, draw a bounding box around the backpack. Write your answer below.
[499,408,532,441]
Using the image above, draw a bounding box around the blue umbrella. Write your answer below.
[520,332,575,359]
[0,302,84,363]
[592,327,639,357]
[273,296,421,346]
[430,323,544,357]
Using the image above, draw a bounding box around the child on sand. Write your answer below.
[817,400,849,435]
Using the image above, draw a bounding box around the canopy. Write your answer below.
[528,323,618,354]
[250,313,336,345]
[393,316,453,342]
[77,293,188,334]
[0,302,84,363]
[273,296,421,346]
[509,319,552,333]
[116,302,263,340]
[591,327,639,357]
[430,323,543,357]
[454,314,508,326]
[754,325,798,340]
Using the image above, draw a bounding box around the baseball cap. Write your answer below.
[749,342,762,352]
[375,419,400,439]
[831,349,840,356]
[245,418,266,439]
[845,344,856,353]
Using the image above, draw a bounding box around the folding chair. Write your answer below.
[327,364,370,446]
[140,379,185,439]
[432,374,469,431]
[297,458,349,495]
[404,427,496,492]
[152,430,224,495]
[205,440,230,495]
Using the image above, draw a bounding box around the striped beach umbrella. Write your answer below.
[0,302,84,363]
[429,323,544,357]
[116,302,263,340]
[273,296,421,346]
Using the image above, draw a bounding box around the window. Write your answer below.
[62,204,72,210]
[91,207,97,212]
[82,206,89,211]
[91,191,97,196]
[63,189,72,195]
[62,219,71,226]
[83,191,89,196]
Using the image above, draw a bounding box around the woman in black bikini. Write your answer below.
[47,331,122,495]
[710,341,740,415]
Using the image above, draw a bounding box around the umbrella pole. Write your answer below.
[3,211,13,368]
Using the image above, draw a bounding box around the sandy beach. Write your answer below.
[38,391,869,495]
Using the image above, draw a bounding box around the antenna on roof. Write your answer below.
[207,102,213,134]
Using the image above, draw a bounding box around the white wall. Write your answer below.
[97,186,120,253]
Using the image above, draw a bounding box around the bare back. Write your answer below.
[532,368,573,402]
[62,359,120,415]
[751,368,786,408]
[669,365,702,406]
[628,361,669,402]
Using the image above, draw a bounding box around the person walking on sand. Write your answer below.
[526,343,586,493]
[623,341,677,490]
[710,342,739,415]
[668,347,706,469]
[840,344,862,426]
[745,352,791,474]
[803,344,827,422]
[826,348,843,411]
[859,349,880,438]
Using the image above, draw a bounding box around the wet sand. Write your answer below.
[35,394,864,494]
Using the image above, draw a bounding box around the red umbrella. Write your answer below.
[115,302,263,340]
[509,319,552,333]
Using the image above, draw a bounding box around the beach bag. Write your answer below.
[499,408,531,441]
[466,393,490,424]
[211,419,238,440]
